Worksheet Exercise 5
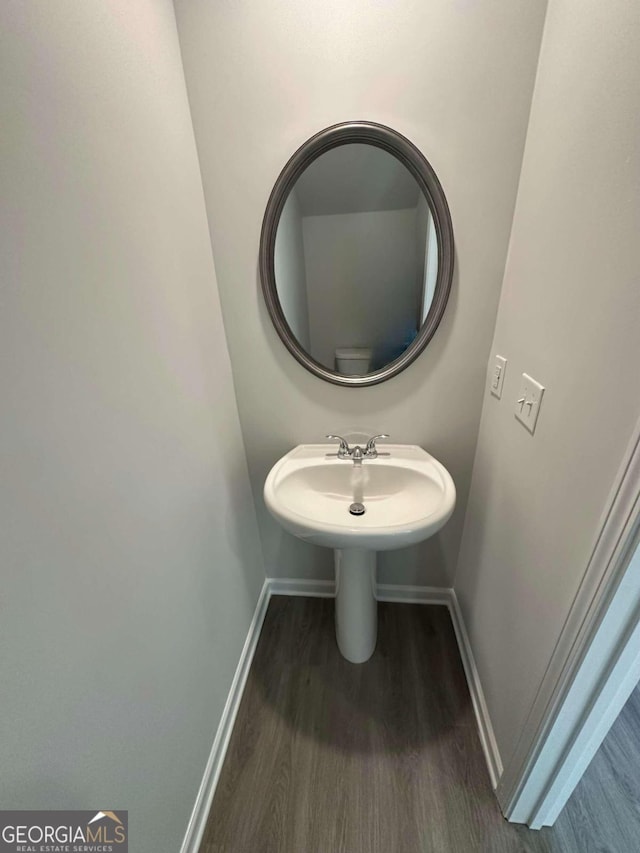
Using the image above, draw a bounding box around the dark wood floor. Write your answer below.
[200,597,640,853]
[545,681,640,853]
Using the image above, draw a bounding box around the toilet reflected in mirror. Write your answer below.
[334,347,372,377]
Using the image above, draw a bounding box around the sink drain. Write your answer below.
[349,502,365,516]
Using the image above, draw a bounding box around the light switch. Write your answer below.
[490,355,507,399]
[515,373,545,434]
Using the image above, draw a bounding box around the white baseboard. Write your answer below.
[447,589,503,789]
[376,583,451,605]
[181,578,502,852]
[268,577,335,597]
[179,580,271,853]
[267,578,449,604]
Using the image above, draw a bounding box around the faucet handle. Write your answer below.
[326,434,351,458]
[365,434,389,456]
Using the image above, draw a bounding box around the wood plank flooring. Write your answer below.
[542,682,640,853]
[200,597,640,853]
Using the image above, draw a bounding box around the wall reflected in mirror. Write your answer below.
[274,143,439,377]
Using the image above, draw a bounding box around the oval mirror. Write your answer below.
[259,122,454,386]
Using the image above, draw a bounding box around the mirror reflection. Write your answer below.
[274,144,439,376]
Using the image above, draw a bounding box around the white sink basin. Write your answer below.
[264,444,455,551]
[264,442,456,664]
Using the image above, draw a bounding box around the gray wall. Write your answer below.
[454,0,640,775]
[414,194,432,324]
[303,207,419,369]
[274,189,311,351]
[173,0,548,586]
[295,144,419,215]
[0,3,264,851]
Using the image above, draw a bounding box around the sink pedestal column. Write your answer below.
[334,548,377,663]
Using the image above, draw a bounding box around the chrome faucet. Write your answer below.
[351,445,364,467]
[325,434,352,459]
[325,433,389,464]
[364,434,390,459]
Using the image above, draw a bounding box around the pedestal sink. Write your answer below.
[264,444,456,663]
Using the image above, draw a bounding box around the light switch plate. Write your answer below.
[490,355,507,399]
[515,373,545,434]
